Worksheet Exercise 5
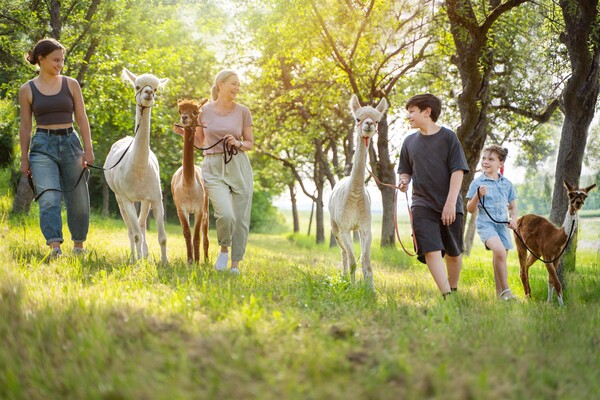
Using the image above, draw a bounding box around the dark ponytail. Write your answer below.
[25,38,65,66]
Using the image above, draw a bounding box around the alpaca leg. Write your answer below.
[339,232,356,284]
[546,261,564,306]
[201,212,209,262]
[331,221,348,276]
[151,200,168,264]
[192,213,201,263]
[359,228,373,289]
[138,201,151,259]
[177,209,193,263]
[118,198,143,263]
[516,241,532,298]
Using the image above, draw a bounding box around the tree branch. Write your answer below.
[493,98,560,122]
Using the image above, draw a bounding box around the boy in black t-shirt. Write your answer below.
[397,94,469,298]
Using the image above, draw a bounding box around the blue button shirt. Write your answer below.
[466,173,516,223]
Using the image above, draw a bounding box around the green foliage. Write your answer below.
[250,190,286,233]
[514,174,554,215]
[0,98,16,167]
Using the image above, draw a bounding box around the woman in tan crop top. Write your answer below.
[18,38,94,260]
[174,70,254,274]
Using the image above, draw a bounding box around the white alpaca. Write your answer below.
[329,94,388,288]
[104,68,169,264]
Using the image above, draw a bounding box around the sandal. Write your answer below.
[499,288,517,301]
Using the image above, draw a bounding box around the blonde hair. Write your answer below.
[211,69,238,101]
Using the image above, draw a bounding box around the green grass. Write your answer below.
[2,192,600,399]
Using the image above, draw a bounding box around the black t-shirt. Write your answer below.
[397,127,469,214]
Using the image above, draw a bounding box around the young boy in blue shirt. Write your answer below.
[466,145,518,301]
[398,94,469,298]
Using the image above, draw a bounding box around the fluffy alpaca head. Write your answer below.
[349,94,389,139]
[177,98,208,128]
[565,181,597,213]
[122,68,169,107]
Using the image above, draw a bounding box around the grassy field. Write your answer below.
[1,192,600,399]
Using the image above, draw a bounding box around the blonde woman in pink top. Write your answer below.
[176,70,254,274]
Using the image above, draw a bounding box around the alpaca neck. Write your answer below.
[132,106,152,166]
[562,207,578,235]
[182,126,196,185]
[349,134,368,195]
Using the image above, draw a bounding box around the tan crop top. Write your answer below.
[29,77,74,125]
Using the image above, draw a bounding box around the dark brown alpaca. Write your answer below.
[171,99,209,263]
[514,181,596,306]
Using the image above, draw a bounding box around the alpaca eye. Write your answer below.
[356,118,361,123]
[135,86,140,90]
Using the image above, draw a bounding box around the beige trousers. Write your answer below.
[202,152,253,261]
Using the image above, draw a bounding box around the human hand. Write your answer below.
[508,219,518,230]
[20,158,30,175]
[173,124,184,137]
[441,203,456,225]
[83,150,95,168]
[478,185,487,197]
[224,134,240,149]
[398,177,409,193]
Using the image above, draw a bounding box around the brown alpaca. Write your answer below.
[514,181,596,306]
[171,99,209,263]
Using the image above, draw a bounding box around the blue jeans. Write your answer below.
[29,130,90,245]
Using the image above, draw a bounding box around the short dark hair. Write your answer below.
[25,38,65,66]
[405,93,442,122]
[483,144,509,162]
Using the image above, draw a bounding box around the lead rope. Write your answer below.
[366,167,418,257]
[476,186,575,264]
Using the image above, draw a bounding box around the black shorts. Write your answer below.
[411,206,464,264]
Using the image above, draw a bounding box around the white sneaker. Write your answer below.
[214,252,229,271]
[73,247,86,256]
[47,247,62,261]
[229,267,240,275]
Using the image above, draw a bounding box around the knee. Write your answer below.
[216,209,236,226]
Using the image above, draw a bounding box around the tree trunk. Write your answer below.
[288,183,299,233]
[372,114,397,247]
[50,0,62,39]
[11,175,34,214]
[315,187,325,243]
[551,0,600,273]
[463,210,478,256]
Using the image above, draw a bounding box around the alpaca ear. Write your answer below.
[376,97,388,114]
[158,78,169,89]
[199,98,209,107]
[349,94,361,116]
[564,181,574,192]
[121,68,137,85]
[583,183,597,193]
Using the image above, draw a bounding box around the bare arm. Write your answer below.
[442,170,464,225]
[239,125,254,151]
[193,125,205,149]
[18,84,33,175]
[508,199,518,230]
[466,184,487,214]
[69,78,94,167]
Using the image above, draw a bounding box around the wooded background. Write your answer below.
[1,0,599,265]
